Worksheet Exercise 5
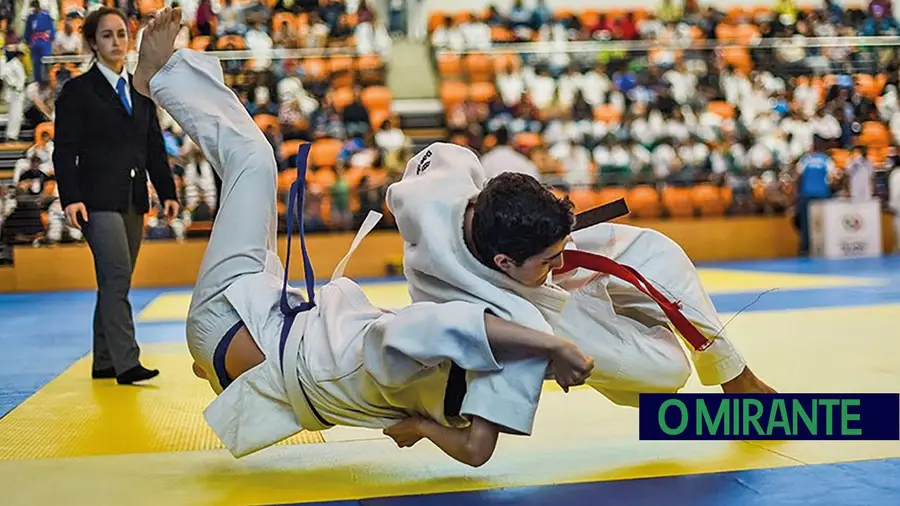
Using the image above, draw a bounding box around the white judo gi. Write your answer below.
[386,143,747,407]
[153,50,545,459]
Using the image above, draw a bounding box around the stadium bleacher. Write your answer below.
[1,0,898,256]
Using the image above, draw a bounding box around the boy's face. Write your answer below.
[494,236,570,287]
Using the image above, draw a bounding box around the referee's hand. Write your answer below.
[64,202,88,229]
[163,199,180,221]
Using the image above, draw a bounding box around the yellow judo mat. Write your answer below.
[1,259,900,505]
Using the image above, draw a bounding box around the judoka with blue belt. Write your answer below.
[132,8,593,468]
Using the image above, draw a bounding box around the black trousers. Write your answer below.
[81,200,145,373]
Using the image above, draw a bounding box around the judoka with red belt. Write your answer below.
[386,143,775,411]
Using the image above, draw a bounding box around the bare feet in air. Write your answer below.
[133,7,182,97]
[721,366,777,394]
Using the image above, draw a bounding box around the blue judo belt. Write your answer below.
[212,143,332,428]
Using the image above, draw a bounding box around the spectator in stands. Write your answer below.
[24,0,55,83]
[329,166,352,230]
[353,174,384,229]
[319,0,345,30]
[54,15,85,55]
[507,0,533,38]
[1,166,46,245]
[245,21,273,71]
[23,79,54,129]
[459,12,491,51]
[374,117,407,153]
[342,86,371,137]
[300,10,330,48]
[194,0,215,36]
[846,144,874,202]
[217,0,247,36]
[247,84,278,115]
[548,136,592,188]
[2,45,26,141]
[329,13,354,47]
[430,16,462,52]
[479,126,540,180]
[272,16,297,48]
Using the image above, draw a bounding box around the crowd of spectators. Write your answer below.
[432,0,900,219]
[0,0,411,256]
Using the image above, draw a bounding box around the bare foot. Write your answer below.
[721,366,777,394]
[133,7,183,97]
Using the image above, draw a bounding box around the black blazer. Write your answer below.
[53,63,176,214]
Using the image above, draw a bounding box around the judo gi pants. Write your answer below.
[148,49,279,388]
[560,223,747,406]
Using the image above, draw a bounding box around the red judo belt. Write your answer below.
[553,249,713,352]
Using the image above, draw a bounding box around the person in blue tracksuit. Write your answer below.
[794,135,837,256]
[24,0,55,84]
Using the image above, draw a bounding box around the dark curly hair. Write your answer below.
[470,172,575,270]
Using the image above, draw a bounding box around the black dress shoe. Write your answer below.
[117,365,160,385]
[92,367,117,379]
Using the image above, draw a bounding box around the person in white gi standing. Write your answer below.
[387,143,775,409]
[2,45,27,142]
[132,9,593,467]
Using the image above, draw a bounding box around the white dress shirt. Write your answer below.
[96,60,131,111]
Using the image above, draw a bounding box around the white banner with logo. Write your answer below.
[810,199,883,258]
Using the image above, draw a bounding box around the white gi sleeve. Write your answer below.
[365,300,502,386]
[364,301,546,436]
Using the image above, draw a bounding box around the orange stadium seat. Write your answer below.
[328,55,355,76]
[829,148,850,169]
[330,86,355,112]
[216,35,245,49]
[490,26,514,42]
[593,104,621,124]
[514,132,541,150]
[691,184,727,217]
[662,187,694,218]
[465,53,494,83]
[34,122,54,144]
[567,188,601,213]
[272,12,295,31]
[361,86,392,113]
[281,140,306,164]
[427,11,446,32]
[303,58,328,81]
[437,54,463,80]
[596,187,628,208]
[860,121,890,148]
[707,101,735,119]
[310,138,343,168]
[469,82,497,103]
[369,109,392,131]
[190,36,210,50]
[440,81,469,109]
[138,0,164,16]
[356,55,384,84]
[493,53,521,72]
[626,186,662,219]
[253,114,279,133]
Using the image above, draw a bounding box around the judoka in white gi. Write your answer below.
[132,9,593,468]
[386,143,776,410]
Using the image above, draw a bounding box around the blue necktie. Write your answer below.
[116,77,132,115]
